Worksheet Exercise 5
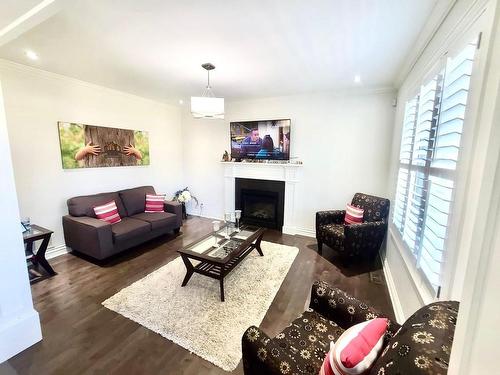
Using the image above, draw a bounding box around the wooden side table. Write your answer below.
[23,224,56,284]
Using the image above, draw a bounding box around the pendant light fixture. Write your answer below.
[191,63,225,119]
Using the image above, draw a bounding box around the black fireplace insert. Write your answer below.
[235,178,285,230]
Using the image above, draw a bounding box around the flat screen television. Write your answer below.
[230,119,291,160]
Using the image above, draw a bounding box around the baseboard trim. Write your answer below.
[46,244,70,260]
[293,227,315,238]
[185,212,223,221]
[381,255,405,324]
[0,308,42,363]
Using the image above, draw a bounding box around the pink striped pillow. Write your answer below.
[320,318,389,375]
[145,194,165,213]
[93,200,121,224]
[345,204,364,225]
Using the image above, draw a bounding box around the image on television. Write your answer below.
[230,119,290,160]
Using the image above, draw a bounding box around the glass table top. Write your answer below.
[183,225,260,259]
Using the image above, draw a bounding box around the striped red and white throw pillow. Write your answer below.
[93,200,122,224]
[145,194,165,213]
[320,318,389,375]
[345,204,364,225]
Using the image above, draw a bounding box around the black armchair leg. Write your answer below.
[317,241,323,255]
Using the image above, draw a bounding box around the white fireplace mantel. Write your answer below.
[221,162,302,235]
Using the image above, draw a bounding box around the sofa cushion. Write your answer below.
[119,186,156,216]
[131,212,177,230]
[93,200,122,224]
[345,204,364,225]
[145,194,165,213]
[67,192,127,218]
[369,301,459,375]
[111,217,150,242]
[323,318,388,375]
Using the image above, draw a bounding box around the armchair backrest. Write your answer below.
[351,193,390,222]
[369,300,458,374]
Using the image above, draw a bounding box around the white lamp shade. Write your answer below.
[191,96,225,119]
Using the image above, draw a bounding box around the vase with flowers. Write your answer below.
[172,187,198,219]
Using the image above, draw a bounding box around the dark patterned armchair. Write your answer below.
[242,281,459,375]
[316,193,390,261]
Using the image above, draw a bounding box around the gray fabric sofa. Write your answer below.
[62,186,182,260]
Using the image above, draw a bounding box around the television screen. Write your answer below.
[230,119,291,160]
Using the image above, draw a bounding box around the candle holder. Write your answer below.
[224,212,233,238]
[235,210,242,232]
[212,220,221,247]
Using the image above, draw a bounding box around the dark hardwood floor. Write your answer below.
[3,217,394,375]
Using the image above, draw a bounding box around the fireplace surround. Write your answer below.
[222,162,302,235]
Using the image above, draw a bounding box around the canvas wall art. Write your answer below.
[57,122,150,169]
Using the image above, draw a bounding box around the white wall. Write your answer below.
[182,90,396,234]
[0,60,184,252]
[449,0,500,371]
[0,79,42,362]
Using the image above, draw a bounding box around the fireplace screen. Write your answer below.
[243,194,276,221]
[235,178,285,230]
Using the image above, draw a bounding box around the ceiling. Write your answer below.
[0,0,439,103]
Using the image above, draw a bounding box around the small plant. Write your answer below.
[173,187,199,206]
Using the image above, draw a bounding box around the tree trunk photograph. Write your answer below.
[57,122,150,169]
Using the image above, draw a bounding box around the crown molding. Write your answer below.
[0,58,180,109]
[394,0,458,87]
[226,85,397,104]
[395,0,491,88]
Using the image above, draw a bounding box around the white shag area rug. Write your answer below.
[102,240,299,371]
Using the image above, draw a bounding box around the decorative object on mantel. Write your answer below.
[172,187,198,220]
[191,63,224,119]
[221,150,230,161]
[224,159,303,165]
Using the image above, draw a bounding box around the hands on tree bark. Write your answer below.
[75,142,101,160]
[75,142,142,160]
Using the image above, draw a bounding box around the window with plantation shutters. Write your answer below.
[392,35,479,295]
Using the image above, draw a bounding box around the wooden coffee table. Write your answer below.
[178,225,265,301]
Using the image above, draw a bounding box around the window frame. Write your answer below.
[390,14,487,302]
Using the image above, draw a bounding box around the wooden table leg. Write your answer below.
[254,234,264,256]
[220,278,225,302]
[220,265,225,302]
[180,255,194,287]
[34,236,56,275]
[25,240,36,264]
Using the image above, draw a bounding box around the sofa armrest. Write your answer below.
[309,281,400,336]
[164,200,182,228]
[242,326,286,375]
[316,210,345,228]
[62,215,113,259]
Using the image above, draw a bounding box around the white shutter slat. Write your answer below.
[392,36,478,296]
